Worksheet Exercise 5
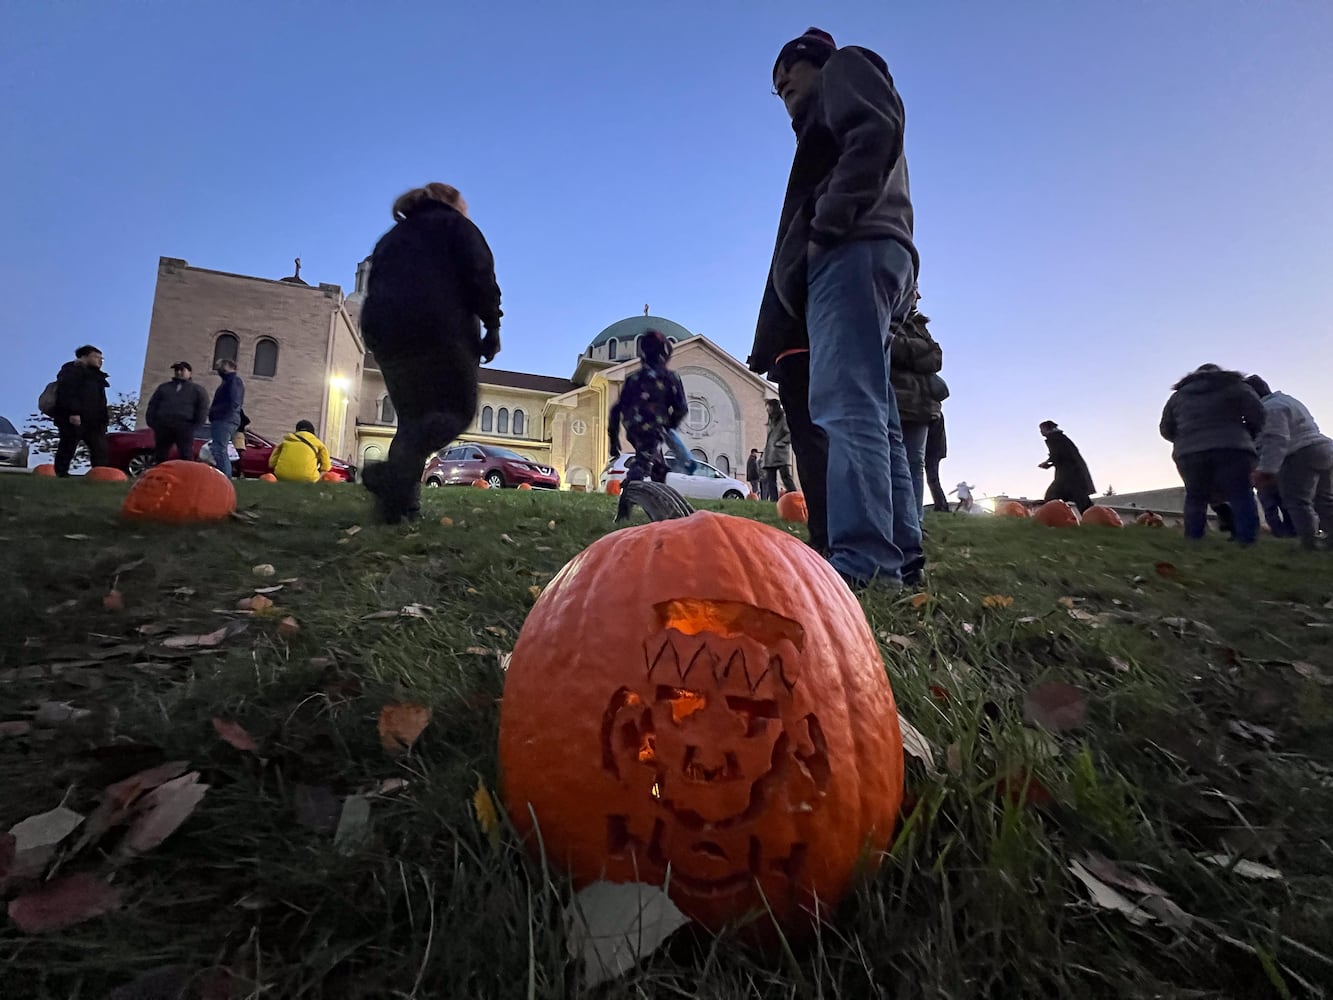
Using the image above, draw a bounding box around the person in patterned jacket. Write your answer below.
[608,330,689,484]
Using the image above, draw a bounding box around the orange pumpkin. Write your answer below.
[32,464,56,477]
[499,511,904,933]
[1033,500,1081,528]
[1081,505,1124,528]
[472,479,491,489]
[321,471,341,482]
[517,482,533,491]
[747,491,759,501]
[776,491,808,524]
[259,473,278,483]
[85,466,128,483]
[121,460,236,524]
[996,500,1030,518]
[605,479,623,496]
[1135,512,1164,527]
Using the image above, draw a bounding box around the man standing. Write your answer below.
[745,448,762,497]
[52,345,110,476]
[207,359,245,479]
[761,399,796,501]
[1248,375,1333,551]
[145,362,209,465]
[749,27,921,588]
[1038,421,1096,513]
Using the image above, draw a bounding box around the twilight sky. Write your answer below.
[2,1,1329,495]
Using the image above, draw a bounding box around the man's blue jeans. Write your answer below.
[210,420,238,478]
[1175,448,1259,543]
[903,421,930,524]
[806,239,921,583]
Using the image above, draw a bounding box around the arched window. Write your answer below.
[686,398,710,432]
[363,445,384,464]
[512,409,525,437]
[213,331,239,366]
[380,395,396,424]
[716,454,731,475]
[481,406,493,432]
[497,407,509,434]
[691,448,708,464]
[607,338,618,361]
[253,337,278,377]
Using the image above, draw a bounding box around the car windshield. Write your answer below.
[486,447,527,461]
[0,417,17,435]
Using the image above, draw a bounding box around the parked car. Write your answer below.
[422,443,560,490]
[599,454,749,501]
[0,417,29,470]
[105,424,356,481]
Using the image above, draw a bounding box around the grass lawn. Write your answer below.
[1,475,1331,999]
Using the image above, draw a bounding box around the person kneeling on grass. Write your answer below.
[269,420,332,483]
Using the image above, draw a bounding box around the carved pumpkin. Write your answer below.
[1135,512,1164,527]
[499,511,904,933]
[1033,500,1080,528]
[33,464,56,477]
[1081,505,1124,528]
[121,460,236,524]
[518,482,533,491]
[776,491,808,524]
[472,478,491,489]
[85,467,128,483]
[996,501,1030,518]
[259,473,278,483]
[606,479,623,496]
[321,471,341,482]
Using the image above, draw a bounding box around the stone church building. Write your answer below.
[137,256,778,489]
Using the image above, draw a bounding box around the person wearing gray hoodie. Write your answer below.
[1246,375,1333,551]
[1159,364,1265,542]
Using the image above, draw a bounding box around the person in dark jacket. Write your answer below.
[750,27,920,589]
[207,359,245,479]
[358,183,502,523]
[761,400,797,501]
[608,330,688,484]
[1038,422,1096,514]
[1159,364,1265,543]
[926,412,949,513]
[52,345,110,476]
[145,361,209,465]
[745,449,762,497]
[890,307,944,522]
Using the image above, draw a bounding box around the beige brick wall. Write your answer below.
[138,259,347,452]
[325,308,364,463]
[473,386,546,439]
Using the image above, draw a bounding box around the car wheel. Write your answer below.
[425,477,442,489]
[127,452,153,477]
[486,471,505,489]
[723,489,744,500]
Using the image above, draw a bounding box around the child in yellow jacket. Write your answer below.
[269,420,332,483]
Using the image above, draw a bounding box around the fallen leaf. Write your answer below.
[136,623,167,636]
[293,784,341,835]
[8,806,85,880]
[1067,607,1097,622]
[1140,894,1193,931]
[344,525,362,537]
[982,594,1014,609]
[898,712,938,774]
[884,634,916,650]
[237,594,274,613]
[473,776,502,851]
[465,587,480,595]
[465,646,495,656]
[102,590,125,612]
[7,873,121,934]
[115,772,209,859]
[1291,661,1329,683]
[33,701,92,726]
[212,718,258,753]
[378,703,431,754]
[254,584,284,595]
[498,652,513,672]
[44,599,78,615]
[961,622,976,635]
[1227,720,1276,745]
[1078,853,1168,897]
[162,620,249,649]
[910,593,931,609]
[565,881,689,988]
[172,586,196,597]
[528,586,543,600]
[277,616,301,638]
[1017,615,1042,625]
[1058,596,1078,609]
[252,564,276,578]
[1108,656,1131,673]
[484,625,507,637]
[500,533,517,545]
[73,760,191,853]
[400,603,432,618]
[1024,682,1087,732]
[1204,855,1283,880]
[375,777,410,795]
[63,533,91,540]
[1154,561,1178,578]
[1068,861,1151,925]
[548,520,556,529]
[0,720,32,737]
[334,795,372,855]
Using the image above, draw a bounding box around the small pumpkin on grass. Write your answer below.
[996,500,1030,518]
[1033,500,1081,528]
[517,482,533,491]
[1081,505,1124,528]
[32,464,56,477]
[259,473,278,483]
[1135,512,1164,527]
[499,511,904,934]
[472,479,491,489]
[320,471,341,483]
[605,479,622,496]
[85,467,128,483]
[121,460,236,524]
[776,491,808,524]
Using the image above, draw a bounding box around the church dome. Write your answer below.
[587,315,693,353]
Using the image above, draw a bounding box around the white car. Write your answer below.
[599,454,750,501]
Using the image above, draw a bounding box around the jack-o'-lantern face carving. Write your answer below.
[599,599,829,898]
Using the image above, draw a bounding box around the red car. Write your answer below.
[106,424,356,481]
[422,442,559,489]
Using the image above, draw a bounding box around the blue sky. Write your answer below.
[2,1,1329,495]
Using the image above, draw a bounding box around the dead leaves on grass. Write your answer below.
[162,620,249,650]
[212,718,258,753]
[378,703,431,755]
[7,873,122,933]
[1023,682,1087,732]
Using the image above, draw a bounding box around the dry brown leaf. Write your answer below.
[898,713,938,774]
[74,761,191,852]
[1204,855,1283,880]
[212,718,258,753]
[252,563,276,578]
[466,587,480,595]
[237,594,274,613]
[484,625,507,637]
[439,516,454,526]
[0,720,32,738]
[7,873,121,934]
[465,646,494,656]
[981,594,1014,609]
[378,703,431,755]
[277,616,301,638]
[1023,681,1087,732]
[1078,853,1167,896]
[880,633,916,650]
[115,772,209,859]
[473,776,502,851]
[162,620,249,649]
[500,533,517,545]
[102,590,125,612]
[528,585,543,600]
[1058,596,1078,609]
[910,593,931,610]
[1155,561,1178,578]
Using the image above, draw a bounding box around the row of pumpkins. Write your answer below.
[998,499,1164,528]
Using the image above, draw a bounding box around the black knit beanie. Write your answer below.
[773,27,837,79]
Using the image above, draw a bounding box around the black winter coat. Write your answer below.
[1043,431,1095,496]
[359,201,502,359]
[890,312,943,424]
[146,377,209,428]
[926,413,947,462]
[53,361,109,428]
[1159,369,1265,460]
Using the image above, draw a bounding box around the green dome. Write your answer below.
[588,315,693,351]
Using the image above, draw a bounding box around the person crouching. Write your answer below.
[269,420,332,483]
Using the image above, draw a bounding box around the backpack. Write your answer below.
[38,380,59,416]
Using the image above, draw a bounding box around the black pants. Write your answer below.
[372,343,478,518]
[1044,479,1093,513]
[773,353,827,552]
[925,457,949,512]
[152,422,196,465]
[1174,448,1259,542]
[626,435,668,484]
[55,420,108,476]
